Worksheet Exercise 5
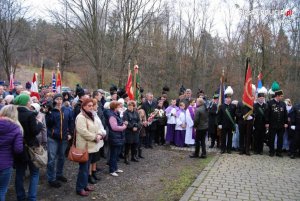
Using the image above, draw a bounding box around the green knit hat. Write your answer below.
[14,94,30,106]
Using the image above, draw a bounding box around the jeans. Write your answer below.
[76,157,91,192]
[0,167,12,201]
[109,145,121,173]
[15,161,39,201]
[47,137,68,182]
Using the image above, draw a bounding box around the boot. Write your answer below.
[131,152,139,162]
[124,157,130,165]
[138,149,144,159]
[88,175,97,184]
[92,171,100,180]
[124,154,130,165]
[131,157,139,162]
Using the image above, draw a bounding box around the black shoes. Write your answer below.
[124,159,130,165]
[92,171,101,180]
[88,175,97,184]
[200,155,207,159]
[276,153,283,157]
[49,180,61,188]
[57,176,68,183]
[269,153,275,157]
[290,155,296,159]
[131,157,139,162]
[189,154,199,158]
[138,155,144,159]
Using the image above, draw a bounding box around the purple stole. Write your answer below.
[188,106,196,139]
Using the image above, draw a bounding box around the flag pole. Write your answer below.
[133,60,137,100]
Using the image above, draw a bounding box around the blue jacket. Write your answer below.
[46,106,74,141]
[107,110,125,146]
[0,118,23,170]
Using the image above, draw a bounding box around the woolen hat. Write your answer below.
[14,94,30,106]
[53,93,63,101]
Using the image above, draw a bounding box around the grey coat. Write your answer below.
[194,105,209,130]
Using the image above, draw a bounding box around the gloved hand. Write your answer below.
[247,116,253,120]
[291,125,296,130]
[218,125,222,129]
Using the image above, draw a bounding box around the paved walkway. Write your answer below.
[181,153,300,201]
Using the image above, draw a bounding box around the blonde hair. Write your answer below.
[0,105,23,135]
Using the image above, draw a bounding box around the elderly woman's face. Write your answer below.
[83,102,94,112]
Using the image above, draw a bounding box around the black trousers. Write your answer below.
[221,128,233,152]
[145,127,155,147]
[290,130,300,155]
[125,143,138,159]
[194,129,207,156]
[254,126,265,154]
[239,120,253,154]
[209,125,218,147]
[269,127,285,154]
[155,125,165,145]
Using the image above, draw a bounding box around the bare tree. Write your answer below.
[54,0,110,88]
[115,0,161,86]
[0,0,27,81]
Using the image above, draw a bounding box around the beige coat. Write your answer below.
[75,112,104,153]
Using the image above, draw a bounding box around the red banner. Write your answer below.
[242,64,254,109]
[125,69,134,100]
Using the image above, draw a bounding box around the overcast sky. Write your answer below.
[22,0,252,38]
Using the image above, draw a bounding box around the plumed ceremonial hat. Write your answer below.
[224,86,233,98]
[257,87,267,97]
[271,81,283,96]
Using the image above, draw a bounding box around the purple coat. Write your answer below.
[0,118,23,171]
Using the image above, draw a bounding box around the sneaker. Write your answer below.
[49,180,61,188]
[57,176,68,183]
[116,169,123,173]
[110,172,119,177]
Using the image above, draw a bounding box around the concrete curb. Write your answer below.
[179,154,220,201]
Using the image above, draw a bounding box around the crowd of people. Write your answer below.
[0,81,299,200]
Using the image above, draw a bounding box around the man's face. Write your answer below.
[95,93,101,101]
[258,96,265,103]
[55,97,63,106]
[147,94,153,102]
[225,97,231,103]
[112,93,118,100]
[185,91,192,98]
[16,86,23,93]
[277,95,284,101]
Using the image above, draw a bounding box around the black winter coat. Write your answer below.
[123,109,141,144]
[218,103,236,130]
[253,102,267,129]
[265,99,288,129]
[15,106,43,164]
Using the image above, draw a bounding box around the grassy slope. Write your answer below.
[15,65,81,89]
[158,155,214,201]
